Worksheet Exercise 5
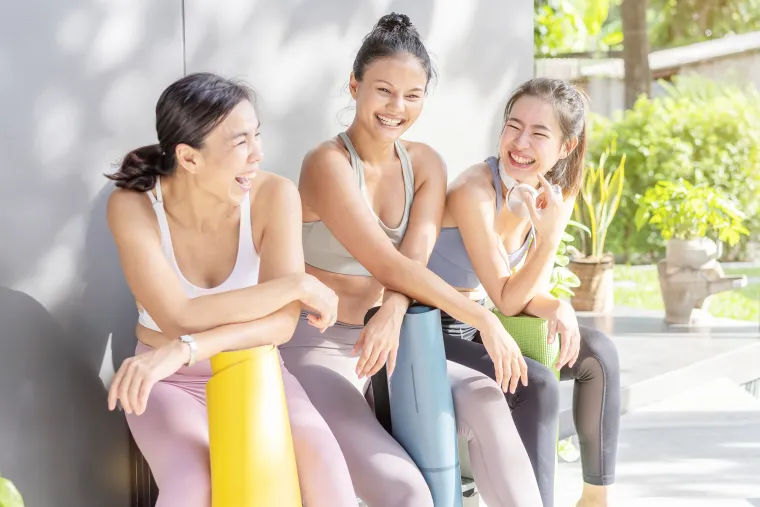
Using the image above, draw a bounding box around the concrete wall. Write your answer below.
[0,1,532,505]
[184,0,534,181]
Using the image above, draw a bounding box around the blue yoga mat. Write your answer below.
[367,304,463,507]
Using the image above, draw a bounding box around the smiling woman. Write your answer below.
[104,72,357,507]
[279,12,542,507]
[429,77,621,507]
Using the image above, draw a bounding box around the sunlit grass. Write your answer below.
[613,266,760,322]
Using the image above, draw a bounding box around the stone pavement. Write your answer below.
[481,307,760,507]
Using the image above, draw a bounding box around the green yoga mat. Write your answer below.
[492,309,563,474]
[491,310,560,380]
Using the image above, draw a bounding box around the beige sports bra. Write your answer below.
[302,132,415,276]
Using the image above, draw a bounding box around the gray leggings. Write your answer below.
[440,312,621,507]
[279,312,542,507]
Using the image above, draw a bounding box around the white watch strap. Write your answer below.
[179,335,198,367]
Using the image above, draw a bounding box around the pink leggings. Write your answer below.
[125,342,357,507]
[280,315,543,507]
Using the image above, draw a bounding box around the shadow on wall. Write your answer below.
[67,183,141,375]
[0,286,131,507]
[0,0,183,289]
[0,2,183,506]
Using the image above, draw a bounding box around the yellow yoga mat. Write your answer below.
[206,345,302,507]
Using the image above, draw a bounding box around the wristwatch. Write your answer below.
[179,335,198,367]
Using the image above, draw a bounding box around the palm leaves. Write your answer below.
[574,149,627,259]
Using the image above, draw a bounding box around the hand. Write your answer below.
[477,312,528,394]
[525,173,574,247]
[107,341,189,415]
[546,299,581,370]
[352,302,404,379]
[298,274,339,332]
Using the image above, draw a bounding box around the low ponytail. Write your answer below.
[547,122,586,198]
[107,144,172,192]
[559,123,586,198]
[104,72,255,192]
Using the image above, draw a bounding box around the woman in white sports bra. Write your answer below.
[279,13,541,507]
[105,73,356,507]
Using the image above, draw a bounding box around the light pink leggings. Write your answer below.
[279,315,543,507]
[126,342,357,507]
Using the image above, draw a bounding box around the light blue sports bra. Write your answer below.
[427,156,534,289]
[302,132,415,276]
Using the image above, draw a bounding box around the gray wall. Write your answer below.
[0,1,532,505]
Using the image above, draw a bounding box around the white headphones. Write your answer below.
[499,158,562,219]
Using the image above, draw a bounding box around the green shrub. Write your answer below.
[587,76,760,262]
[635,179,750,245]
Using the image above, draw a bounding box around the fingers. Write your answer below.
[306,313,326,332]
[127,367,145,415]
[568,329,581,368]
[493,353,504,390]
[524,194,540,224]
[137,377,155,416]
[365,350,389,378]
[556,328,571,370]
[118,361,138,414]
[536,173,558,200]
[387,347,398,378]
[547,318,559,344]
[108,360,130,411]
[501,355,512,393]
[351,329,367,357]
[355,342,374,377]
[518,355,529,387]
[360,345,384,378]
[509,355,520,393]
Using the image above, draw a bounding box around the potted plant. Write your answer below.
[634,179,750,269]
[0,474,25,507]
[568,150,626,312]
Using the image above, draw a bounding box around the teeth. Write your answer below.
[511,153,535,165]
[236,176,251,186]
[377,114,402,127]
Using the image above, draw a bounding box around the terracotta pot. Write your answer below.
[568,255,615,313]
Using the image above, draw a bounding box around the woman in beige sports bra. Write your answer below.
[279,13,542,507]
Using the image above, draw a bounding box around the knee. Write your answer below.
[581,328,620,379]
[155,467,210,507]
[295,424,347,473]
[379,471,434,507]
[523,362,560,415]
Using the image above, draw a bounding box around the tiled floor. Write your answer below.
[529,378,760,507]
[481,308,760,507]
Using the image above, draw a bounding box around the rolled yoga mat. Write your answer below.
[206,345,302,507]
[492,310,560,379]
[367,304,463,507]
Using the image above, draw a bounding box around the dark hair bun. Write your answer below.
[374,12,417,37]
[352,12,434,86]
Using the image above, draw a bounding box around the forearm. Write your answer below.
[178,274,304,336]
[380,236,433,314]
[379,256,492,330]
[191,302,301,361]
[522,292,560,318]
[496,243,556,316]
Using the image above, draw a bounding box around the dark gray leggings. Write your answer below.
[440,313,621,507]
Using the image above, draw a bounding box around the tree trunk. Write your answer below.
[621,0,651,108]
